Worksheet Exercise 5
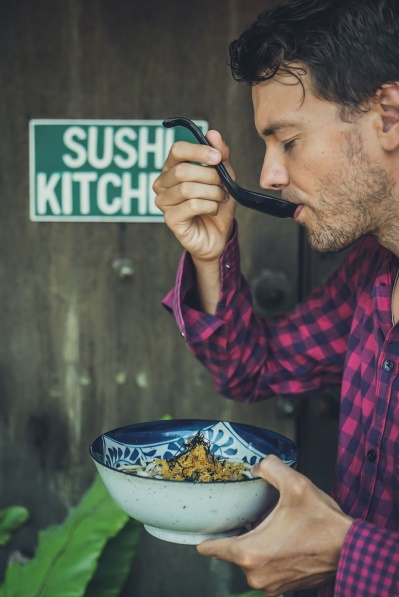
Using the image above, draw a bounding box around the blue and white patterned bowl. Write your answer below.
[90,419,298,545]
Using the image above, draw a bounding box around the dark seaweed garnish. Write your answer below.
[165,430,218,479]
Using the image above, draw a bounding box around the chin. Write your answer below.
[304,223,360,254]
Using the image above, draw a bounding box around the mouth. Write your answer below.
[280,193,304,222]
[293,204,304,222]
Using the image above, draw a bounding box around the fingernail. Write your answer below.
[209,149,221,164]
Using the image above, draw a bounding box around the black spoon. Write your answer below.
[162,117,296,219]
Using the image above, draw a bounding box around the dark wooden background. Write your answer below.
[0,1,342,595]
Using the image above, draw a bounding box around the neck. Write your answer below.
[372,186,399,257]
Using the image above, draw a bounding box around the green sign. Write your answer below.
[29,119,208,222]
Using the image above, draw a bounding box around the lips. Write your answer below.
[293,205,304,221]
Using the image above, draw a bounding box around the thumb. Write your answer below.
[251,454,297,492]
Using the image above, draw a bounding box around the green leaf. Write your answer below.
[0,506,29,546]
[0,475,129,597]
[84,518,141,597]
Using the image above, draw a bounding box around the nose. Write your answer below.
[259,152,290,191]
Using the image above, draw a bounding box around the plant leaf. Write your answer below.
[0,507,29,546]
[84,518,141,597]
[0,475,129,597]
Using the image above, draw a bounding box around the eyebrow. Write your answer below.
[260,121,301,138]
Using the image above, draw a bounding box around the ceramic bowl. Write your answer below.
[90,419,298,545]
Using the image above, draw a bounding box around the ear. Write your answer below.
[375,84,399,151]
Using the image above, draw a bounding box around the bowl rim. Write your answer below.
[89,418,299,485]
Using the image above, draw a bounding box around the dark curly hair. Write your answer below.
[229,0,399,117]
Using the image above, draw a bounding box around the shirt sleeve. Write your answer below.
[334,519,399,595]
[162,221,359,403]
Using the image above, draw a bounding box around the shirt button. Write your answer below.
[383,359,394,372]
[367,449,377,462]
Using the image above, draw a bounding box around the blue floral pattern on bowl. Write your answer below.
[92,419,298,479]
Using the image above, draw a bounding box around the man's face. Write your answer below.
[252,71,394,252]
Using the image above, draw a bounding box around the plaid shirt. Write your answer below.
[163,223,399,596]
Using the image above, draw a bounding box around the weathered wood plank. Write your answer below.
[0,2,295,595]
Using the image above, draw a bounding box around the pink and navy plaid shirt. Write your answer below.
[163,223,399,596]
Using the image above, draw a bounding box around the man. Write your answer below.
[153,0,399,594]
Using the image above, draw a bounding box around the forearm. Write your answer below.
[191,257,221,315]
[163,226,349,402]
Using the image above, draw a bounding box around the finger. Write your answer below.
[164,197,220,226]
[251,454,301,492]
[163,140,221,171]
[156,182,228,212]
[196,535,238,562]
[156,161,225,193]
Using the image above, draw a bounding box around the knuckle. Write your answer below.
[154,194,165,212]
[290,474,311,498]
[174,162,188,182]
[187,197,202,212]
[152,176,161,194]
[179,181,194,198]
[234,547,259,570]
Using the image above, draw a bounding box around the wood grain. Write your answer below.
[0,2,305,596]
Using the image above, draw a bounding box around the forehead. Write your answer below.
[251,72,338,135]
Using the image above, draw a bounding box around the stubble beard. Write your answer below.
[301,132,394,253]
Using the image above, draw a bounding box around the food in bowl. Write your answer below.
[90,419,298,545]
[120,430,253,482]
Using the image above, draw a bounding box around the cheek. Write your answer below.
[287,152,322,191]
[292,145,343,190]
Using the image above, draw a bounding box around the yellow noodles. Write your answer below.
[156,443,248,482]
[120,431,252,482]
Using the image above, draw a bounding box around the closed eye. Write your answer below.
[283,139,297,152]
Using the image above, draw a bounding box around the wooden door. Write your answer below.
[0,1,339,596]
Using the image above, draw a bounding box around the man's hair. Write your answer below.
[229,0,399,117]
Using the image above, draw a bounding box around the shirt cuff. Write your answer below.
[162,221,241,345]
[335,518,399,596]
